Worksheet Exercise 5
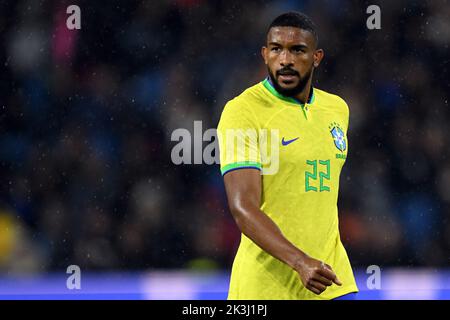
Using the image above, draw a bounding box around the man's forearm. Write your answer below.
[233,207,308,270]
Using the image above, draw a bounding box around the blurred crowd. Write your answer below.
[0,0,449,273]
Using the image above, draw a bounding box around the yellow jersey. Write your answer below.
[217,78,358,300]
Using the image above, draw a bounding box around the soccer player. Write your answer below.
[217,12,359,299]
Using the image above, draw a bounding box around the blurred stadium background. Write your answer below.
[0,0,449,299]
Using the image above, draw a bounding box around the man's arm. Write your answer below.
[223,168,342,295]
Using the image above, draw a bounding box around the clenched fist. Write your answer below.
[293,255,342,295]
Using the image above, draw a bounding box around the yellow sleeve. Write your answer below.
[217,99,261,176]
[337,96,350,131]
[343,99,350,131]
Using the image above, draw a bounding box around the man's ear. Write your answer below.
[313,49,324,68]
[261,46,268,65]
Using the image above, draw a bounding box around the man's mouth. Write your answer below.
[277,73,298,83]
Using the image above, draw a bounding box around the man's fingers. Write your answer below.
[308,280,327,292]
[307,285,322,295]
[318,265,342,286]
[333,277,343,286]
[317,265,336,279]
[312,274,333,286]
[324,264,343,286]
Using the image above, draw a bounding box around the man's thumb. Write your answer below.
[324,263,342,286]
[333,277,343,286]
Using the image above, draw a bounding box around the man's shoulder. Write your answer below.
[224,81,266,111]
[314,88,349,114]
[218,82,266,129]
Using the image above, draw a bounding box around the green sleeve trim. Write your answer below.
[221,161,262,175]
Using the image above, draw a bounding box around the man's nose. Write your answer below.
[279,49,294,66]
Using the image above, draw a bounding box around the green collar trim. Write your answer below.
[262,77,315,106]
[262,77,314,119]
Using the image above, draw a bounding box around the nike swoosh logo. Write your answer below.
[281,137,299,146]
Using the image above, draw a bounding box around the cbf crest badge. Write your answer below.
[329,122,346,152]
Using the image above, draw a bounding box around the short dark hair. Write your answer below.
[268,11,318,45]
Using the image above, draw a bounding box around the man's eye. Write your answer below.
[271,47,280,52]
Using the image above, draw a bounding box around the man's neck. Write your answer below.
[266,76,314,105]
[294,78,313,104]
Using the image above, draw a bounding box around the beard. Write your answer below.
[268,64,313,98]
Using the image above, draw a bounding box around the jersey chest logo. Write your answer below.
[329,122,346,152]
[281,136,299,146]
